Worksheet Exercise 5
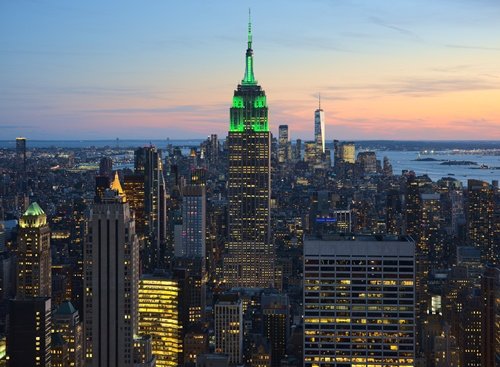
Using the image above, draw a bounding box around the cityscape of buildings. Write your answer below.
[0,11,499,367]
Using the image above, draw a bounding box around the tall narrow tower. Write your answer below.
[314,95,325,154]
[17,202,51,299]
[224,12,274,288]
[84,180,139,367]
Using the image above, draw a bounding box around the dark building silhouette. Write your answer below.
[7,297,52,367]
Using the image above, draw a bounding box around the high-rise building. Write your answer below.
[135,146,168,270]
[338,142,355,164]
[356,151,377,174]
[174,257,206,327]
[15,137,27,172]
[457,288,483,367]
[177,185,206,260]
[481,265,500,366]
[303,236,415,367]
[224,14,274,288]
[138,273,181,367]
[52,301,84,367]
[304,141,317,164]
[94,175,111,203]
[467,179,496,263]
[405,172,423,240]
[98,157,113,178]
[215,294,243,365]
[84,182,139,367]
[16,202,51,299]
[293,139,302,162]
[207,134,219,165]
[314,97,325,155]
[386,188,404,235]
[277,125,289,164]
[261,293,289,367]
[124,173,146,235]
[7,297,52,367]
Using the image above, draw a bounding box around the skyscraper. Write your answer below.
[16,202,51,299]
[177,185,206,260]
[52,301,84,367]
[215,294,243,365]
[138,273,181,367]
[98,157,113,178]
[134,146,168,270]
[467,179,496,263]
[481,265,500,366]
[224,13,273,288]
[278,125,289,164]
[314,97,325,155]
[84,181,139,367]
[303,236,416,367]
[262,293,289,367]
[7,297,52,367]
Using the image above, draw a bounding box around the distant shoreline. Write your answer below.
[1,139,499,150]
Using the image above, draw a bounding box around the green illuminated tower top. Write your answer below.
[230,10,268,133]
[242,9,256,85]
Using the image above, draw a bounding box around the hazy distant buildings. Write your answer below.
[356,151,377,174]
[335,142,355,164]
[303,236,415,367]
[278,125,289,164]
[15,137,27,194]
[98,157,113,178]
[224,16,274,288]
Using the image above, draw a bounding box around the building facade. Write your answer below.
[7,297,52,367]
[178,185,206,260]
[303,236,415,367]
[138,273,181,367]
[215,295,243,365]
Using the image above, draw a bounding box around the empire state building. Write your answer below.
[224,14,274,288]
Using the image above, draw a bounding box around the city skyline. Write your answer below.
[2,0,500,140]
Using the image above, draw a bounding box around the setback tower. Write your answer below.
[224,12,274,288]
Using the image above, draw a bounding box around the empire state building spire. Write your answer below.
[225,11,273,288]
[242,9,256,85]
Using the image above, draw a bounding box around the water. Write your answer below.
[376,150,499,184]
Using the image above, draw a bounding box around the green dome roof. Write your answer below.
[23,202,45,217]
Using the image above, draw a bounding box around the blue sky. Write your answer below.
[1,0,500,140]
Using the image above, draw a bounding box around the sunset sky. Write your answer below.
[1,0,500,140]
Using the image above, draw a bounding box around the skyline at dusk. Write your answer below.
[2,0,500,140]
